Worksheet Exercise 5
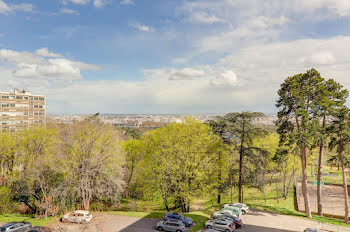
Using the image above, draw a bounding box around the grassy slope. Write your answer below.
[0,214,55,227]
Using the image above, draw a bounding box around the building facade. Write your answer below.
[0,89,46,133]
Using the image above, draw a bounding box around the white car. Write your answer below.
[212,210,238,219]
[61,210,93,224]
[223,203,249,214]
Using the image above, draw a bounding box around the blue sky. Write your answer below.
[1,0,350,114]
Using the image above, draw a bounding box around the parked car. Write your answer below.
[217,216,243,228]
[0,222,32,232]
[221,206,242,217]
[156,219,186,232]
[24,227,52,232]
[212,210,238,219]
[304,229,324,232]
[163,212,193,227]
[223,203,249,215]
[205,219,235,232]
[61,210,93,224]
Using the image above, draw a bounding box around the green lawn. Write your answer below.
[0,214,55,227]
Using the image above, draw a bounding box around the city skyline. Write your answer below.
[2,1,350,114]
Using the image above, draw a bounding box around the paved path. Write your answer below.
[3,210,350,232]
[238,209,350,232]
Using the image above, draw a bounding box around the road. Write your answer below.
[3,209,350,232]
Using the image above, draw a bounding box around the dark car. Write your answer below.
[0,222,32,232]
[24,227,52,232]
[163,212,193,227]
[218,215,243,228]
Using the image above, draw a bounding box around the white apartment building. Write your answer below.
[0,89,46,132]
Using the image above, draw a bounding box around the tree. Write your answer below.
[140,118,223,212]
[328,107,350,223]
[0,133,16,185]
[314,78,348,216]
[122,139,144,197]
[224,112,268,203]
[276,68,324,218]
[207,116,232,203]
[58,119,124,211]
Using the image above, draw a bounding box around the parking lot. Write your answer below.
[48,209,350,232]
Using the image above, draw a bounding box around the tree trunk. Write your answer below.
[301,146,312,218]
[238,150,244,203]
[217,161,222,204]
[238,119,245,203]
[317,139,324,216]
[340,152,349,223]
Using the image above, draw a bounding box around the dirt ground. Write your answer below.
[297,182,349,217]
[48,209,350,232]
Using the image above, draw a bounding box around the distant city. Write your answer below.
[49,113,278,127]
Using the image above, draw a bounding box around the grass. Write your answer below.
[0,214,55,227]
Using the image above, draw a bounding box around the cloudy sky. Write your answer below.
[1,0,350,114]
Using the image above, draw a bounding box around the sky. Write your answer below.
[1,0,350,114]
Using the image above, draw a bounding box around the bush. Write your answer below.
[0,186,16,213]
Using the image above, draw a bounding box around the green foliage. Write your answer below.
[138,117,224,212]
[0,187,15,214]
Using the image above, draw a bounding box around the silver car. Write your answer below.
[61,210,93,224]
[156,219,186,232]
[0,222,32,232]
[223,203,249,215]
[212,210,238,219]
[205,219,235,232]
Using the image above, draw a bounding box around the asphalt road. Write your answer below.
[4,209,350,232]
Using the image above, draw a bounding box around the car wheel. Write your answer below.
[62,218,68,223]
[207,225,212,229]
[225,229,230,232]
[242,210,246,215]
[176,230,182,232]
[157,226,164,231]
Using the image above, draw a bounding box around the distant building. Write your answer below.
[0,89,46,133]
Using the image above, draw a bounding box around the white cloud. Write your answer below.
[188,12,226,24]
[67,0,90,4]
[0,48,99,81]
[169,67,205,80]
[310,52,336,65]
[120,0,134,5]
[210,70,238,87]
[131,23,153,32]
[0,33,3,38]
[59,8,79,14]
[0,0,33,15]
[35,48,63,58]
[93,0,111,8]
[0,1,11,14]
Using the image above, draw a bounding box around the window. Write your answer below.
[1,96,9,99]
[1,104,8,107]
[10,96,15,99]
[34,97,38,101]
[16,96,23,100]
[24,97,28,100]
[9,104,15,107]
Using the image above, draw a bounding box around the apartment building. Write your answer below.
[0,89,46,133]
